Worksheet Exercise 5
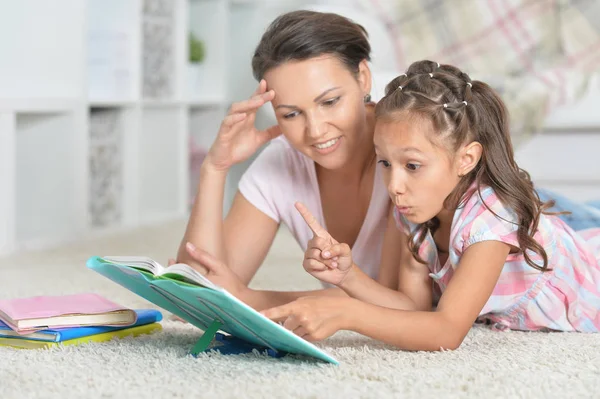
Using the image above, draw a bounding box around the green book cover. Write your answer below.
[86,256,338,364]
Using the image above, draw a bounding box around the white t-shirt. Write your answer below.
[238,136,390,280]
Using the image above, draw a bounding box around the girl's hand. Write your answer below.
[205,79,282,171]
[296,202,355,286]
[261,297,351,342]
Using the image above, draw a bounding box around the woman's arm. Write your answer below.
[177,80,281,275]
[181,189,281,285]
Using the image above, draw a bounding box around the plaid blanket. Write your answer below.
[352,0,600,145]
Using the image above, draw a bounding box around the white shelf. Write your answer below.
[0,1,85,101]
[0,0,233,256]
[188,96,228,107]
[89,100,137,108]
[15,113,82,246]
[143,99,186,107]
[87,0,140,103]
[139,107,187,220]
[0,98,82,113]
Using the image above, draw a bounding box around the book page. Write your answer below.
[103,256,164,275]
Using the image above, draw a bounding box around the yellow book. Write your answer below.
[0,322,162,350]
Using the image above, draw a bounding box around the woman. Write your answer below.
[177,10,599,310]
[178,10,396,307]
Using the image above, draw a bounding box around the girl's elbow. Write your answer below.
[437,329,467,351]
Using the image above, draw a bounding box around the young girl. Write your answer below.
[251,60,600,351]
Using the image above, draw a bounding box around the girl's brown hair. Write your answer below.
[375,60,556,271]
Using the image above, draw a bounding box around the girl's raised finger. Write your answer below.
[303,258,328,272]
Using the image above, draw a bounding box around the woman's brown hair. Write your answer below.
[375,60,556,271]
[252,10,371,80]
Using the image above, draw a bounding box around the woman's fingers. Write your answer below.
[252,79,267,96]
[221,112,247,128]
[229,90,275,114]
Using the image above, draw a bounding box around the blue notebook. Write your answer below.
[0,309,162,342]
[86,256,338,364]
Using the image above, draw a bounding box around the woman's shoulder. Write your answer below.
[240,136,314,192]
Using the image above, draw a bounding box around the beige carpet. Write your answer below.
[1,220,599,399]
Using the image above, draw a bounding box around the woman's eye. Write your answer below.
[377,160,391,168]
[406,163,421,171]
[283,111,300,119]
[322,97,340,107]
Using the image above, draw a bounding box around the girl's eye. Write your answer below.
[283,111,300,119]
[406,163,421,171]
[377,159,391,168]
[322,97,340,107]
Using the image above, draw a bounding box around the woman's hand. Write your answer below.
[261,296,352,342]
[205,79,282,171]
[296,202,355,286]
[181,242,251,302]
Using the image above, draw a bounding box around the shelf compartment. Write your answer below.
[14,112,81,247]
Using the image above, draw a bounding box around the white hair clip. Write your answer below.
[466,82,473,88]
[443,103,448,108]
[462,101,468,106]
[436,62,440,68]
[429,73,434,78]
[400,73,407,78]
[398,85,403,90]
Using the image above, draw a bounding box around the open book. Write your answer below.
[88,256,338,364]
[102,256,220,290]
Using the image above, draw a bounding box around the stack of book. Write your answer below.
[0,293,162,349]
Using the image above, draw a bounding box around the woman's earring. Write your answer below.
[363,94,371,103]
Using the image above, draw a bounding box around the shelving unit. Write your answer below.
[0,0,233,256]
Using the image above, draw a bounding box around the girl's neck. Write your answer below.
[436,208,455,228]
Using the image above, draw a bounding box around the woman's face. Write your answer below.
[264,55,372,170]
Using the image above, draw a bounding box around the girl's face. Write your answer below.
[374,116,464,225]
[264,55,372,170]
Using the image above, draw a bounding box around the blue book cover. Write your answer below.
[0,309,162,342]
[86,256,339,364]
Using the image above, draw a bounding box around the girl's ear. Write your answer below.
[457,141,482,177]
[357,59,372,98]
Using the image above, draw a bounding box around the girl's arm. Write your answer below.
[375,205,402,289]
[264,240,511,350]
[342,208,433,311]
[298,203,432,311]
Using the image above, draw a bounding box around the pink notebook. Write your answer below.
[0,293,137,333]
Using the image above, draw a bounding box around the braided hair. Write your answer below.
[375,60,555,271]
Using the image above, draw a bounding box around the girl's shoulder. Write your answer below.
[453,184,520,250]
[458,184,518,225]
